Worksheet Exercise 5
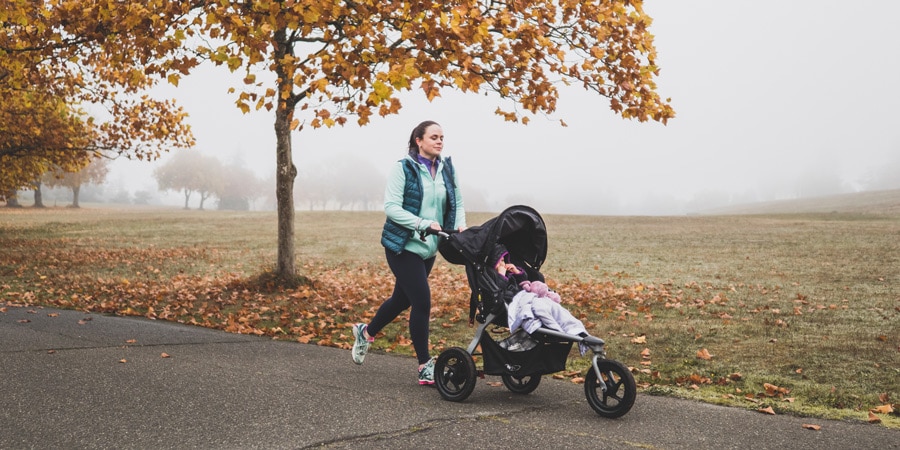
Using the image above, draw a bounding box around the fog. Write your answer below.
[105,0,900,215]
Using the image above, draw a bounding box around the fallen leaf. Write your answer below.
[867,411,881,423]
[125,339,137,344]
[17,319,30,323]
[631,335,647,344]
[571,377,585,384]
[487,381,503,387]
[47,350,56,354]
[870,404,894,414]
[47,313,59,317]
[729,372,743,381]
[160,353,171,358]
[696,348,713,360]
[118,359,127,364]
[758,406,776,415]
[802,424,821,431]
[640,348,651,358]
[764,383,790,396]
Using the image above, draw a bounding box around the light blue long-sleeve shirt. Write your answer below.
[383,155,466,259]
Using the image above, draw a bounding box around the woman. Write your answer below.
[351,120,466,385]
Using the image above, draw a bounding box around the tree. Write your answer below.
[43,158,110,208]
[196,0,674,281]
[0,90,95,194]
[0,0,196,195]
[216,163,265,211]
[154,150,224,209]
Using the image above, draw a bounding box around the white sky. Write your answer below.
[108,0,900,215]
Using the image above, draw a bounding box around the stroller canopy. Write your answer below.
[440,205,548,272]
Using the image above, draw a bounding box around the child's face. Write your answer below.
[496,259,507,275]
[496,259,519,276]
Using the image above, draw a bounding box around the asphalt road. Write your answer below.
[1,304,897,450]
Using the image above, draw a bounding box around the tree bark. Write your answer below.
[273,28,297,280]
[71,185,80,208]
[33,181,45,208]
[5,190,22,207]
[274,94,297,279]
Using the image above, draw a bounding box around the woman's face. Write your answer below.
[416,124,444,160]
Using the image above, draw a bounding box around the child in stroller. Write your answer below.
[431,205,636,418]
[490,244,591,354]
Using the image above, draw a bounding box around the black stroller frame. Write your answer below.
[431,205,636,418]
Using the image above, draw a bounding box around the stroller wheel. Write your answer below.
[584,359,636,418]
[435,347,477,402]
[501,374,541,394]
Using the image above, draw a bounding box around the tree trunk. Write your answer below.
[274,99,297,279]
[33,181,45,208]
[273,28,297,280]
[183,190,191,209]
[71,185,81,208]
[4,190,22,207]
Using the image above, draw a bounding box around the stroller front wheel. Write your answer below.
[584,359,636,418]
[435,347,477,402]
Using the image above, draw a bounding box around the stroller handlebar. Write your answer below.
[421,227,459,241]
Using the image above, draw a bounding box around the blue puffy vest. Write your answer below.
[381,157,457,254]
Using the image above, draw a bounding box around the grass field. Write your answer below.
[1,204,897,426]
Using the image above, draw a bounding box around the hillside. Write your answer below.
[697,188,900,215]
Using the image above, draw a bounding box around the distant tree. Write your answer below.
[154,151,224,209]
[108,188,132,205]
[133,190,155,205]
[333,156,385,211]
[296,163,332,211]
[32,181,46,208]
[43,158,110,208]
[217,164,264,211]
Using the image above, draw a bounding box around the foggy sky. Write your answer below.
[108,0,900,215]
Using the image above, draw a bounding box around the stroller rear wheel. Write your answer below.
[435,347,477,402]
[584,359,636,418]
[501,374,541,394]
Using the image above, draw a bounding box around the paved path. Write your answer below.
[1,304,897,449]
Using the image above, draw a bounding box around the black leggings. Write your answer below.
[367,249,436,365]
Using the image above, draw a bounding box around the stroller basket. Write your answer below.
[480,332,572,377]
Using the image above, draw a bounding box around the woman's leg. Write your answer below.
[367,250,435,365]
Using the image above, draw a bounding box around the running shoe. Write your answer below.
[418,357,435,385]
[351,323,373,365]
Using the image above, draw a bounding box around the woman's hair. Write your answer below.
[407,120,440,157]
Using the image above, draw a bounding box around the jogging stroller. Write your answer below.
[432,205,636,418]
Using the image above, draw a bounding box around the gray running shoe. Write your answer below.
[351,323,372,365]
[418,357,435,385]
